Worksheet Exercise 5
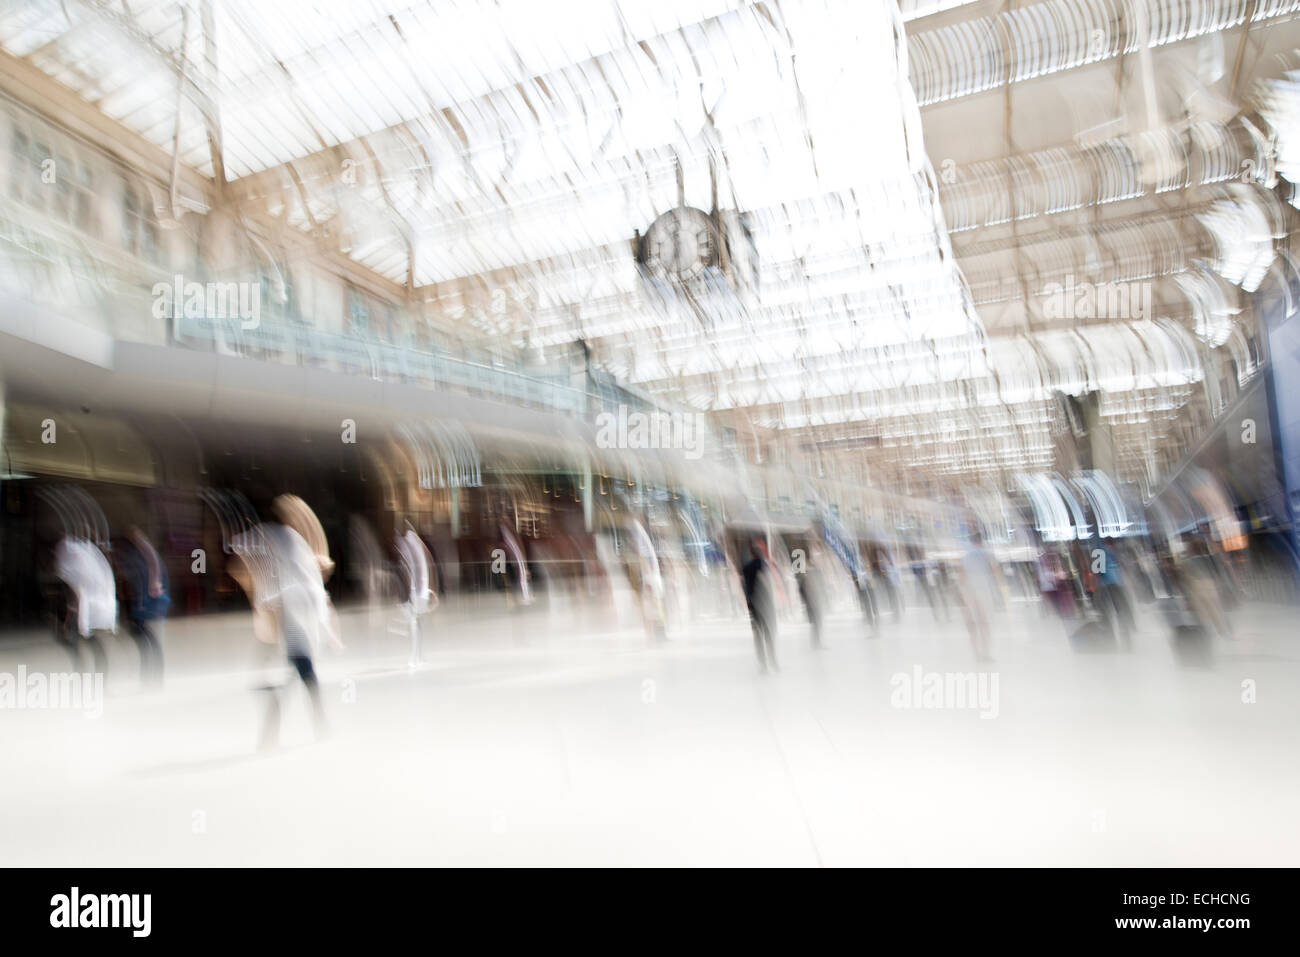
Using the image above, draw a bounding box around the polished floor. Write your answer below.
[0,591,1296,866]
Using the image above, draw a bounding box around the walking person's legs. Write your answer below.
[963,594,992,661]
[923,581,938,621]
[750,614,769,672]
[761,615,778,672]
[1186,575,1229,638]
[258,687,282,751]
[151,619,165,684]
[973,611,990,660]
[52,589,81,670]
[1103,584,1134,648]
[858,582,877,635]
[289,653,326,733]
[129,617,163,687]
[1114,585,1135,637]
[53,623,80,671]
[1093,584,1118,638]
[281,612,327,736]
[85,633,108,678]
[408,608,422,666]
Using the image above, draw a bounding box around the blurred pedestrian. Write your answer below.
[957,529,999,662]
[230,512,334,749]
[856,569,878,635]
[932,561,953,622]
[797,556,827,649]
[878,554,903,619]
[742,541,778,673]
[396,523,437,666]
[52,535,115,676]
[1179,534,1234,640]
[913,559,939,621]
[1037,548,1075,624]
[117,526,170,688]
[1090,540,1134,649]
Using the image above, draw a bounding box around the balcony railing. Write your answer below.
[0,199,732,461]
[172,313,595,415]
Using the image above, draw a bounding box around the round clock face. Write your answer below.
[644,207,716,281]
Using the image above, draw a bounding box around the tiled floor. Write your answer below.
[1,593,1296,866]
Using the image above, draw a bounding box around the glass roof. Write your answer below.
[1,0,1286,488]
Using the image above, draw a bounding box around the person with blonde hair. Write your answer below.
[271,494,335,581]
[229,504,337,749]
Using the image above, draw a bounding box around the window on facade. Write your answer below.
[29,140,52,212]
[74,162,97,234]
[347,285,370,335]
[142,212,159,262]
[121,181,160,262]
[121,183,138,250]
[7,124,102,240]
[51,151,73,221]
[8,128,28,202]
[268,267,296,323]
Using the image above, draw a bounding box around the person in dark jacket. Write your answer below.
[1090,540,1135,648]
[741,541,778,673]
[118,527,170,688]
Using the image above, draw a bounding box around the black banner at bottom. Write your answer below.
[0,867,1286,944]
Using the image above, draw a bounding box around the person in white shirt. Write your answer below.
[53,536,117,676]
[396,524,438,666]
